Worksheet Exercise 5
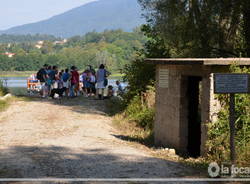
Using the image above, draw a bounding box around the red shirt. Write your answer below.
[71,70,79,84]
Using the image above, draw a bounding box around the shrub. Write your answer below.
[206,65,250,164]
[0,80,8,96]
[125,90,155,130]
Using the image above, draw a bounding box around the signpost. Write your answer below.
[214,74,250,164]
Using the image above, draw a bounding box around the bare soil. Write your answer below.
[0,96,206,182]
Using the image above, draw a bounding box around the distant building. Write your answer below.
[2,52,16,58]
[37,41,44,45]
[35,44,43,49]
[35,40,44,49]
[53,39,67,45]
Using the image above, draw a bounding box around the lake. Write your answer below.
[0,77,127,89]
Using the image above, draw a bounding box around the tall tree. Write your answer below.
[138,0,249,57]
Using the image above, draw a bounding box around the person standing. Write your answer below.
[48,66,58,90]
[96,64,110,100]
[37,64,48,98]
[89,71,96,96]
[62,68,71,97]
[70,66,79,97]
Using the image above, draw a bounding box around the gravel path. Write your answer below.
[0,97,205,181]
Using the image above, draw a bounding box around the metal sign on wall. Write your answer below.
[214,73,250,94]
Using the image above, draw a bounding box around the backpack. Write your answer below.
[36,69,44,81]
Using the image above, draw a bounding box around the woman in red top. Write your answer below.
[70,66,79,97]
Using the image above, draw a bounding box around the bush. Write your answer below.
[125,92,155,130]
[206,65,250,164]
[0,80,8,96]
[122,56,156,103]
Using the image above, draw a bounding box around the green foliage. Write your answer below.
[119,22,170,131]
[0,81,11,112]
[139,0,250,57]
[0,34,58,43]
[125,95,155,130]
[206,65,250,164]
[0,80,8,96]
[122,56,156,102]
[122,24,170,103]
[0,29,146,72]
[0,100,8,112]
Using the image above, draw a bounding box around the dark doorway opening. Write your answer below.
[187,76,202,157]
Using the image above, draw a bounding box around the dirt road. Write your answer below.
[0,97,204,180]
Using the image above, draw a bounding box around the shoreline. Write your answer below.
[0,71,124,78]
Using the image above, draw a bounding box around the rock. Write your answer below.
[169,149,176,155]
[0,93,12,100]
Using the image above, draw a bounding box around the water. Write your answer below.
[0,77,127,89]
[0,77,27,88]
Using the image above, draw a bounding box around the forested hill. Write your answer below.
[0,0,145,37]
[0,29,146,72]
[0,34,59,43]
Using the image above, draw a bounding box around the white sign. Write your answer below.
[159,69,169,88]
[214,74,250,94]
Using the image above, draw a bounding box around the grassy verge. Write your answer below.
[113,114,154,147]
[106,96,209,175]
[8,87,27,96]
[0,95,32,113]
[0,100,9,112]
[106,97,154,145]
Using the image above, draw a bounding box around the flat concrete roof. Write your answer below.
[145,58,250,65]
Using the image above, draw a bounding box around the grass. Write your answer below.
[0,100,8,112]
[110,73,125,78]
[111,107,208,175]
[0,94,32,113]
[112,114,155,146]
[8,87,27,96]
[0,86,32,113]
[106,96,209,175]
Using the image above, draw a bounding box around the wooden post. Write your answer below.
[229,93,236,164]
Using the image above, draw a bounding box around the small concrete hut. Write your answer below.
[145,58,250,157]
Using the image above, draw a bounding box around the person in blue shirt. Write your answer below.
[116,80,124,96]
[62,68,71,97]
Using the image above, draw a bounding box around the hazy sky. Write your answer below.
[0,0,97,30]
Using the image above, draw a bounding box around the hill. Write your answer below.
[0,0,145,38]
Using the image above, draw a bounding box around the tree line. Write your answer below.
[0,34,59,43]
[0,29,146,72]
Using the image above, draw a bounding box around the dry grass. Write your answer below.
[112,113,208,177]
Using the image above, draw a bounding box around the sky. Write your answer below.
[0,0,97,30]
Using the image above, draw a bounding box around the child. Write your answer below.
[107,85,114,98]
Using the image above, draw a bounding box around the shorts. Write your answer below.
[96,81,105,89]
[63,81,70,88]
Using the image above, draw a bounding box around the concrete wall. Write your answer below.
[155,64,218,155]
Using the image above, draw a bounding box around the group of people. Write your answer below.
[36,64,124,100]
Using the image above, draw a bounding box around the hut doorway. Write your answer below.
[187,76,202,157]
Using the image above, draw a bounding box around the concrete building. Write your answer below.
[146,58,250,157]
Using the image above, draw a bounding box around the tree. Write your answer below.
[138,0,249,57]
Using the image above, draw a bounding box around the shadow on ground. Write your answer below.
[0,145,205,179]
[22,95,110,116]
